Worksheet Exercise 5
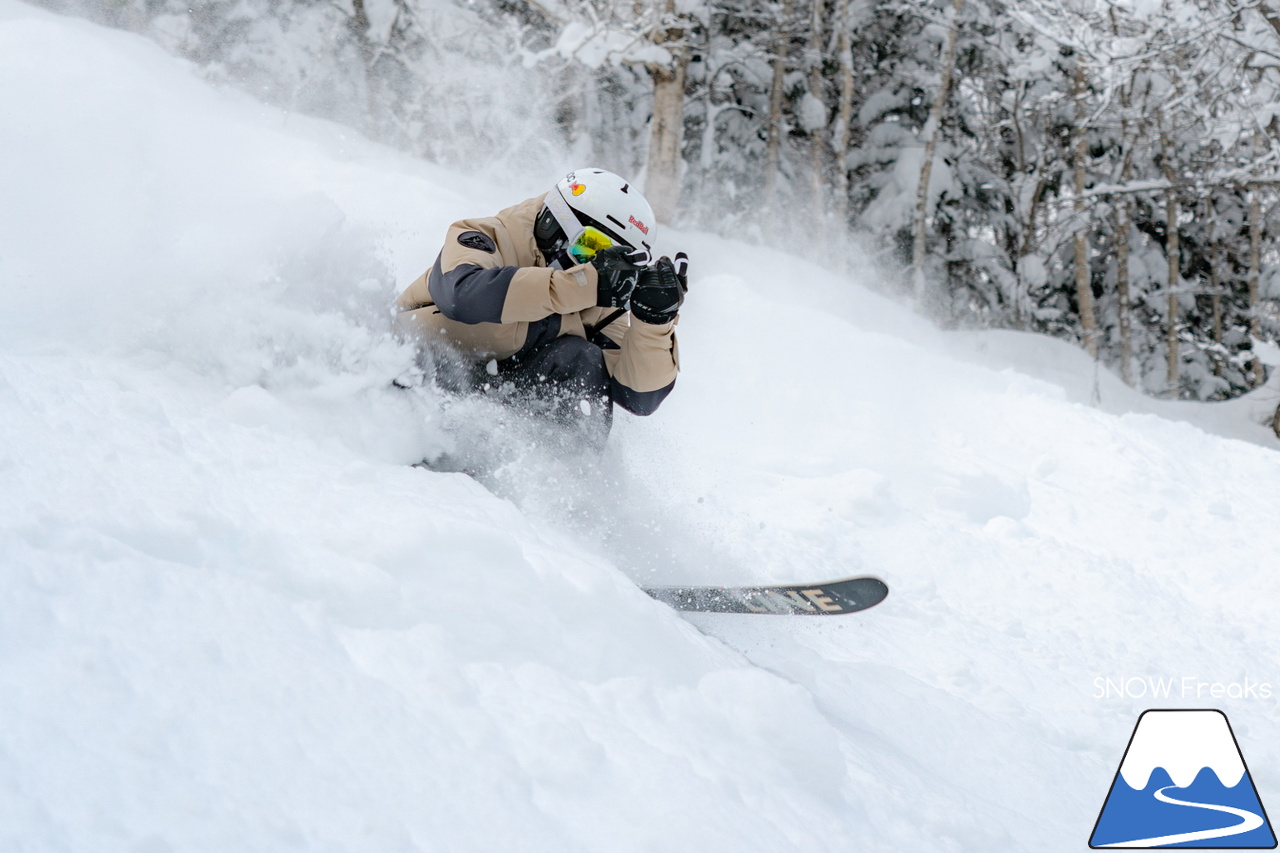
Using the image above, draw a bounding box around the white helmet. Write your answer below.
[535,168,656,260]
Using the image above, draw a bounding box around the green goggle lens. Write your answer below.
[568,226,615,264]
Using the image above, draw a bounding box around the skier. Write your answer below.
[395,168,687,449]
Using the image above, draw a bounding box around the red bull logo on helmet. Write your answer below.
[629,215,649,235]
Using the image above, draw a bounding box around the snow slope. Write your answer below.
[3,4,1280,851]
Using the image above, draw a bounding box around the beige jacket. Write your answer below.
[395,194,679,412]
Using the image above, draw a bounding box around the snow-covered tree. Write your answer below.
[41,0,1280,409]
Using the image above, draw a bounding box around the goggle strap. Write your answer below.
[544,188,585,256]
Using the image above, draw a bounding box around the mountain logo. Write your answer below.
[1090,709,1276,848]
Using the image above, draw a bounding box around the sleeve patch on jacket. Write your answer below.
[457,231,497,253]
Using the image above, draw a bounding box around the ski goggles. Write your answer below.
[567,226,616,265]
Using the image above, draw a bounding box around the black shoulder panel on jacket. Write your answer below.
[427,255,515,325]
[457,231,497,253]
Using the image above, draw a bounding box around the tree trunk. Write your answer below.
[1008,82,1029,329]
[349,0,374,63]
[1072,63,1098,358]
[1208,197,1223,376]
[646,56,688,223]
[831,0,854,233]
[763,0,796,211]
[1115,199,1133,385]
[1164,187,1180,394]
[805,0,828,227]
[348,0,379,127]
[911,0,964,300]
[1113,57,1136,385]
[1249,183,1265,387]
[1013,150,1045,332]
[1153,112,1181,395]
[645,11,689,224]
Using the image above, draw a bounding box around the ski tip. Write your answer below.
[822,575,889,612]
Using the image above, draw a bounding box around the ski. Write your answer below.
[642,575,888,616]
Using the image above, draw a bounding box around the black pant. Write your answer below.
[431,335,609,450]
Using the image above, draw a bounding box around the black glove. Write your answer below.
[672,252,689,291]
[630,254,687,325]
[592,245,649,309]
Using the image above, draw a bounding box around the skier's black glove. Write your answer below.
[672,252,689,291]
[592,245,650,309]
[630,254,687,325]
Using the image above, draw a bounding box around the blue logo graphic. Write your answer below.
[1091,710,1276,848]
